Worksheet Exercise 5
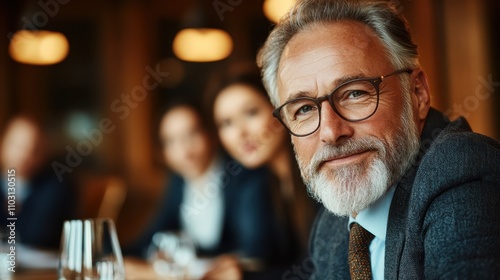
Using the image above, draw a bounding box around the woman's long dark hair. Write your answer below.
[209,67,318,255]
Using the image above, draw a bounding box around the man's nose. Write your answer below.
[318,100,355,144]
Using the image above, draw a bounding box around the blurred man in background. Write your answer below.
[0,116,77,257]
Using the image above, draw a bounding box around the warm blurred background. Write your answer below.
[0,0,499,245]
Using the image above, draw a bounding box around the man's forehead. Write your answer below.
[277,21,388,99]
[278,21,380,71]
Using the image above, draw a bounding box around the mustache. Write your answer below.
[309,137,386,171]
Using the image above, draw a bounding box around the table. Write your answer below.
[12,269,57,280]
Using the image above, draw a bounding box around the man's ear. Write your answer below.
[411,69,431,130]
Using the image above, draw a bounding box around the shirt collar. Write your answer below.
[348,186,396,241]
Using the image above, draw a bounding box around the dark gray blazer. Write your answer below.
[309,108,500,279]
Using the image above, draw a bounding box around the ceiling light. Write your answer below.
[263,0,297,23]
[172,28,233,62]
[9,30,69,65]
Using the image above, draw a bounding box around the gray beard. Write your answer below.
[297,100,420,216]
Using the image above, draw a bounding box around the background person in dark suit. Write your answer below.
[257,0,500,279]
[0,116,77,264]
[124,99,276,280]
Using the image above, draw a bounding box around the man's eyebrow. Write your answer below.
[286,91,312,102]
[284,73,371,103]
[333,73,369,87]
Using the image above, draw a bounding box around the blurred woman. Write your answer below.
[211,72,319,279]
[124,99,275,279]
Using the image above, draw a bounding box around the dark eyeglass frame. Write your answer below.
[272,69,414,137]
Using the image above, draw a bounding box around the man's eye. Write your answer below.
[283,99,318,120]
[297,105,314,115]
[294,104,318,119]
[347,90,369,99]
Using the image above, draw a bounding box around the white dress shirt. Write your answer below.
[180,157,225,251]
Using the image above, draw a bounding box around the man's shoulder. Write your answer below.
[397,128,500,278]
[408,124,500,208]
[417,126,500,185]
[428,119,499,155]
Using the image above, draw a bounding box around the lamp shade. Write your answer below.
[9,30,69,65]
[172,28,233,62]
[263,0,296,23]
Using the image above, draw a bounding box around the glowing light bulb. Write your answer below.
[9,30,69,65]
[263,0,297,23]
[172,28,233,62]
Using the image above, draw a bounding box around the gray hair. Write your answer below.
[257,0,419,107]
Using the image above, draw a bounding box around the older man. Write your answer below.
[258,0,500,279]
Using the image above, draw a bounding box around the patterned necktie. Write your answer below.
[348,222,375,280]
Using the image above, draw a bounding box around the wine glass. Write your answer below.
[58,218,124,280]
[148,231,196,279]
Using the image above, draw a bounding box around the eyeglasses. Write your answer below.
[272,69,413,137]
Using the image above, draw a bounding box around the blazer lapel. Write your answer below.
[384,165,417,279]
[384,108,469,279]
